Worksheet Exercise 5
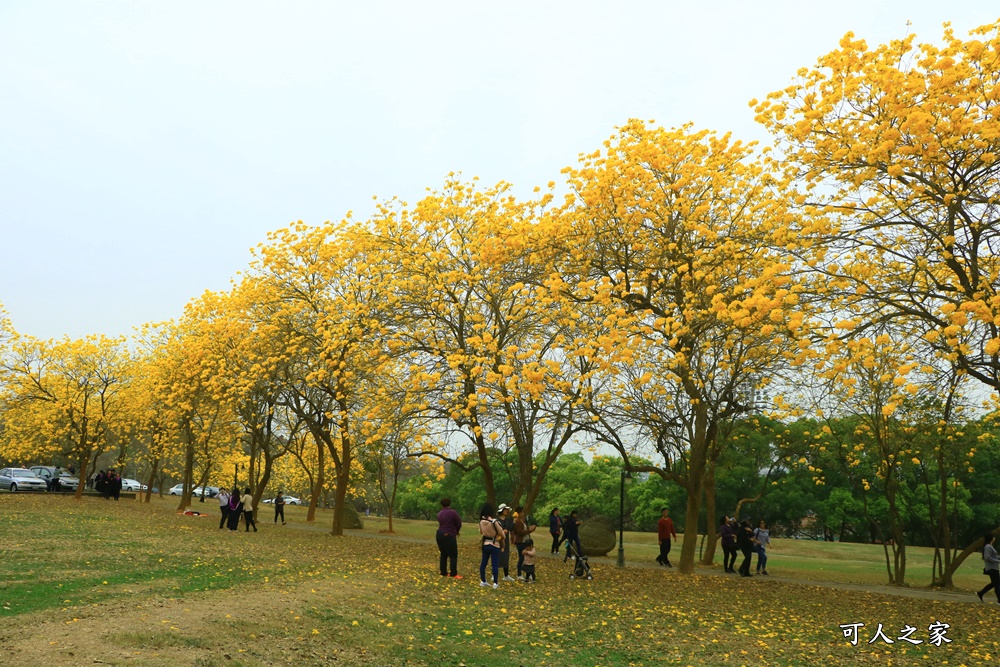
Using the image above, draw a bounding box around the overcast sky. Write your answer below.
[1,1,996,341]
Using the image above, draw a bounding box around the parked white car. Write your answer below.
[262,496,302,505]
[121,478,147,492]
[167,484,213,496]
[0,468,48,492]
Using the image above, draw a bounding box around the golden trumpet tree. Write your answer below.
[126,328,182,501]
[253,219,398,535]
[755,19,1000,391]
[150,311,240,512]
[0,334,131,497]
[195,281,294,516]
[375,179,603,514]
[818,327,927,585]
[559,120,809,574]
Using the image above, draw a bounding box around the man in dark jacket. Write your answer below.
[436,497,462,578]
[719,516,738,573]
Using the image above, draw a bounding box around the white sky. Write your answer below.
[1,1,996,341]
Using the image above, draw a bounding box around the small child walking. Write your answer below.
[522,538,537,583]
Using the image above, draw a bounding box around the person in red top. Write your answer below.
[656,507,677,567]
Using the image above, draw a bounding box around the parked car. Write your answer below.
[262,496,302,505]
[30,466,80,492]
[0,468,48,492]
[167,484,216,497]
[120,478,148,492]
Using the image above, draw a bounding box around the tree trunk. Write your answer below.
[329,400,352,537]
[144,459,159,504]
[473,428,497,509]
[678,405,712,574]
[177,422,195,511]
[307,437,323,522]
[331,462,350,536]
[700,457,718,566]
[74,444,90,500]
[252,447,275,522]
[936,529,1000,588]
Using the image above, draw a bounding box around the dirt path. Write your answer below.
[0,576,375,667]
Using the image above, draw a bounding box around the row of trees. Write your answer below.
[2,21,1000,586]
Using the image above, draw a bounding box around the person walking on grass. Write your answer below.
[497,504,515,581]
[478,503,504,588]
[562,510,583,562]
[274,492,286,525]
[719,516,737,573]
[226,487,242,531]
[978,533,1000,603]
[548,508,562,554]
[522,537,537,583]
[217,488,231,529]
[737,519,755,577]
[753,520,771,575]
[436,497,462,579]
[241,487,257,532]
[513,505,536,581]
[655,507,677,567]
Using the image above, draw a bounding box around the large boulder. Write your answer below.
[341,503,364,529]
[578,515,616,556]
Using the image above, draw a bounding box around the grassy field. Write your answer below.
[0,494,997,666]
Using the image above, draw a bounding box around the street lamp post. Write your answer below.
[616,469,633,568]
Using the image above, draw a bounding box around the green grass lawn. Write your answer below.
[0,494,997,666]
[352,511,986,590]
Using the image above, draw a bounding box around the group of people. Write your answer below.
[437,500,590,586]
[437,500,780,582]
[719,516,771,576]
[217,487,258,532]
[436,498,547,587]
[92,469,123,500]
[476,502,540,587]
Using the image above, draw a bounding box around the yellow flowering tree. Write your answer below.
[253,219,398,535]
[0,334,131,497]
[375,179,603,514]
[560,120,809,573]
[755,20,1000,392]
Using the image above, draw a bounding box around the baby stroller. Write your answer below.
[565,541,593,580]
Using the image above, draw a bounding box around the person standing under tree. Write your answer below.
[978,533,1000,603]
[719,516,737,573]
[655,507,677,567]
[753,520,771,575]
[497,504,515,581]
[241,487,257,532]
[513,505,536,581]
[274,492,286,525]
[737,519,755,577]
[562,510,583,561]
[217,488,231,529]
[226,488,242,531]
[548,508,562,554]
[522,538,537,583]
[436,497,462,578]
[478,503,504,588]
